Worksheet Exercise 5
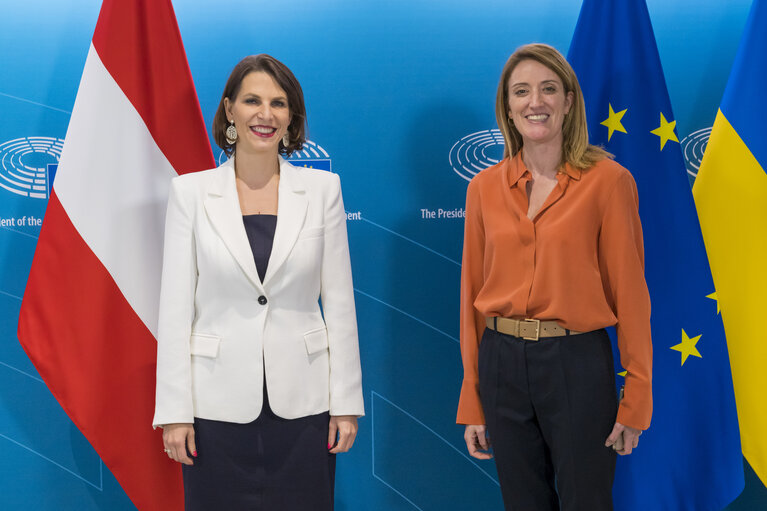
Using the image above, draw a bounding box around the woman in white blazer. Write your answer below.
[153,54,364,510]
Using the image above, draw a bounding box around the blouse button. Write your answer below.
[258,295,268,305]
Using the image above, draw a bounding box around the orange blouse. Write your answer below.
[457,153,652,430]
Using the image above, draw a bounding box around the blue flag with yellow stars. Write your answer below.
[568,0,743,509]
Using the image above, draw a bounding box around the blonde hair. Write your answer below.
[495,43,611,169]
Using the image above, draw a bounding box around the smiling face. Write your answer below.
[224,71,291,157]
[507,59,574,150]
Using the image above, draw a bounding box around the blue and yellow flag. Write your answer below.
[568,0,744,508]
[694,0,767,488]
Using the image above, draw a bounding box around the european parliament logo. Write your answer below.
[449,129,505,182]
[0,137,63,199]
[450,128,710,186]
[217,140,332,171]
[288,140,332,171]
[680,127,712,182]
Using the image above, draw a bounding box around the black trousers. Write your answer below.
[478,327,618,511]
[182,383,335,511]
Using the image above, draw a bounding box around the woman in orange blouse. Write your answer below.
[458,44,652,510]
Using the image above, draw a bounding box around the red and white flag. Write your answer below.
[17,0,214,509]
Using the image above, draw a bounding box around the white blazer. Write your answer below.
[153,157,364,426]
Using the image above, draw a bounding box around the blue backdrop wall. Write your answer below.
[0,0,762,509]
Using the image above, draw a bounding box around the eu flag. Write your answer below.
[568,1,744,509]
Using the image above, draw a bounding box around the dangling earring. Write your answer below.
[225,120,238,145]
[282,133,289,147]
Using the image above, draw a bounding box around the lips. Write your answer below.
[250,125,277,138]
[525,114,549,122]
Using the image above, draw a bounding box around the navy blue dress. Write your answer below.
[182,214,336,510]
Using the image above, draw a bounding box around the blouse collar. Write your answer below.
[506,151,582,187]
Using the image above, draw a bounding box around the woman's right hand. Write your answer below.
[163,423,196,465]
[464,424,493,460]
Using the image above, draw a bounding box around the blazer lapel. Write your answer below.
[203,160,263,291]
[263,158,308,285]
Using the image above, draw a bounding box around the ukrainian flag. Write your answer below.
[694,0,767,488]
[569,0,743,509]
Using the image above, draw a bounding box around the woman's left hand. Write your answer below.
[605,421,642,455]
[328,415,358,454]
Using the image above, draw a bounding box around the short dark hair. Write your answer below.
[213,54,307,157]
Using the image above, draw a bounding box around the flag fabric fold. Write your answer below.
[17,0,214,509]
[568,0,743,509]
[694,0,767,487]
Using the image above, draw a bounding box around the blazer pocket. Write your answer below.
[190,333,221,358]
[298,226,325,240]
[303,326,329,355]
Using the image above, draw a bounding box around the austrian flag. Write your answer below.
[17,0,214,509]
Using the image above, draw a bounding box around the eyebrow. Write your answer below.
[240,93,288,101]
[511,79,560,88]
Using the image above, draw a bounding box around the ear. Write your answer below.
[224,97,233,121]
[564,91,574,115]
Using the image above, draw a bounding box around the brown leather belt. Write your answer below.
[485,317,581,341]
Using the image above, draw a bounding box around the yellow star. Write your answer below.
[600,103,628,141]
[670,329,702,366]
[706,291,720,314]
[617,370,627,377]
[650,112,679,150]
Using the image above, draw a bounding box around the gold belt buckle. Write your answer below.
[520,319,541,341]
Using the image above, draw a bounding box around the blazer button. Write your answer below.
[258,295,268,305]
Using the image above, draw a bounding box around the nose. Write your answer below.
[530,89,544,107]
[257,103,272,119]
